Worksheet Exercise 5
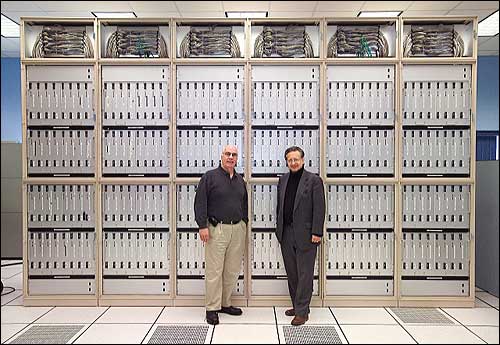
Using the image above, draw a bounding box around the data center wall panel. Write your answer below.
[102,184,170,295]
[26,66,96,177]
[401,184,471,296]
[27,184,96,295]
[325,184,395,296]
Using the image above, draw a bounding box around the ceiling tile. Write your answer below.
[2,11,49,23]
[455,1,499,10]
[1,1,44,12]
[44,11,94,18]
[268,11,314,17]
[180,11,225,18]
[38,1,132,12]
[478,36,499,50]
[175,1,223,12]
[314,11,358,17]
[134,11,180,18]
[270,1,317,12]
[447,9,497,20]
[33,1,134,11]
[223,1,270,12]
[361,1,413,11]
[402,10,449,17]
[314,1,364,12]
[129,1,177,11]
[406,1,461,11]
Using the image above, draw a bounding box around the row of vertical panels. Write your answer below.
[26,183,470,296]
[25,63,472,297]
[26,64,472,178]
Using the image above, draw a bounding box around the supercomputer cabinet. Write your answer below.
[98,19,173,306]
[172,18,247,307]
[398,16,477,307]
[21,15,476,307]
[322,17,399,307]
[21,17,99,306]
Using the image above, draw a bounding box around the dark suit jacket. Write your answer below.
[276,169,326,250]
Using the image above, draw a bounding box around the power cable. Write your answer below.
[32,25,93,58]
[179,26,240,58]
[254,25,314,58]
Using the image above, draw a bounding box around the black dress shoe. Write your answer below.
[206,311,219,325]
[219,306,243,316]
[285,308,295,316]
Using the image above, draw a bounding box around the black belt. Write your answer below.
[208,216,241,226]
[220,219,241,225]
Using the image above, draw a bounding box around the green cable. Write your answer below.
[357,36,372,57]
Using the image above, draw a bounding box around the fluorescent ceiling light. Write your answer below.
[358,11,402,18]
[1,14,20,37]
[479,10,499,37]
[225,11,268,18]
[92,12,137,18]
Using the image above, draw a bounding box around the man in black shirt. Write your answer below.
[276,146,325,326]
[194,145,248,325]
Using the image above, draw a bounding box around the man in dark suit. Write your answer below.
[276,146,325,326]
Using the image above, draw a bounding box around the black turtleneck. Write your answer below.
[283,166,304,226]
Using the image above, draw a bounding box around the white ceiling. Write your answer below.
[1,1,498,57]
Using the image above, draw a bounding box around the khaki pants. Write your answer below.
[205,220,246,311]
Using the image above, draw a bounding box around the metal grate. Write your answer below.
[282,325,343,344]
[389,308,454,324]
[9,325,84,344]
[147,325,209,344]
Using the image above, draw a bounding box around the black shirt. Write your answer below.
[283,166,304,225]
[194,165,248,228]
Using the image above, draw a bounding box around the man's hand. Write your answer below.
[199,228,209,242]
[311,235,321,244]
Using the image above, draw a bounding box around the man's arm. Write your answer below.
[194,174,209,229]
[242,181,249,224]
[276,178,281,221]
[311,175,326,237]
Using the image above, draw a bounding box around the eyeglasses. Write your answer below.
[223,152,238,157]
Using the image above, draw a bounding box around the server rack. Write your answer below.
[21,15,477,308]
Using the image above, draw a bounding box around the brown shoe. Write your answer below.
[285,308,295,316]
[291,314,308,326]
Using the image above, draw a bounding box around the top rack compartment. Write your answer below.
[176,21,245,59]
[100,20,170,59]
[326,19,397,59]
[251,20,320,59]
[23,18,96,59]
[402,18,475,58]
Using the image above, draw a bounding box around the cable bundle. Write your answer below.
[254,25,314,58]
[403,24,464,57]
[327,25,389,58]
[32,25,94,58]
[105,27,168,58]
[179,26,241,58]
